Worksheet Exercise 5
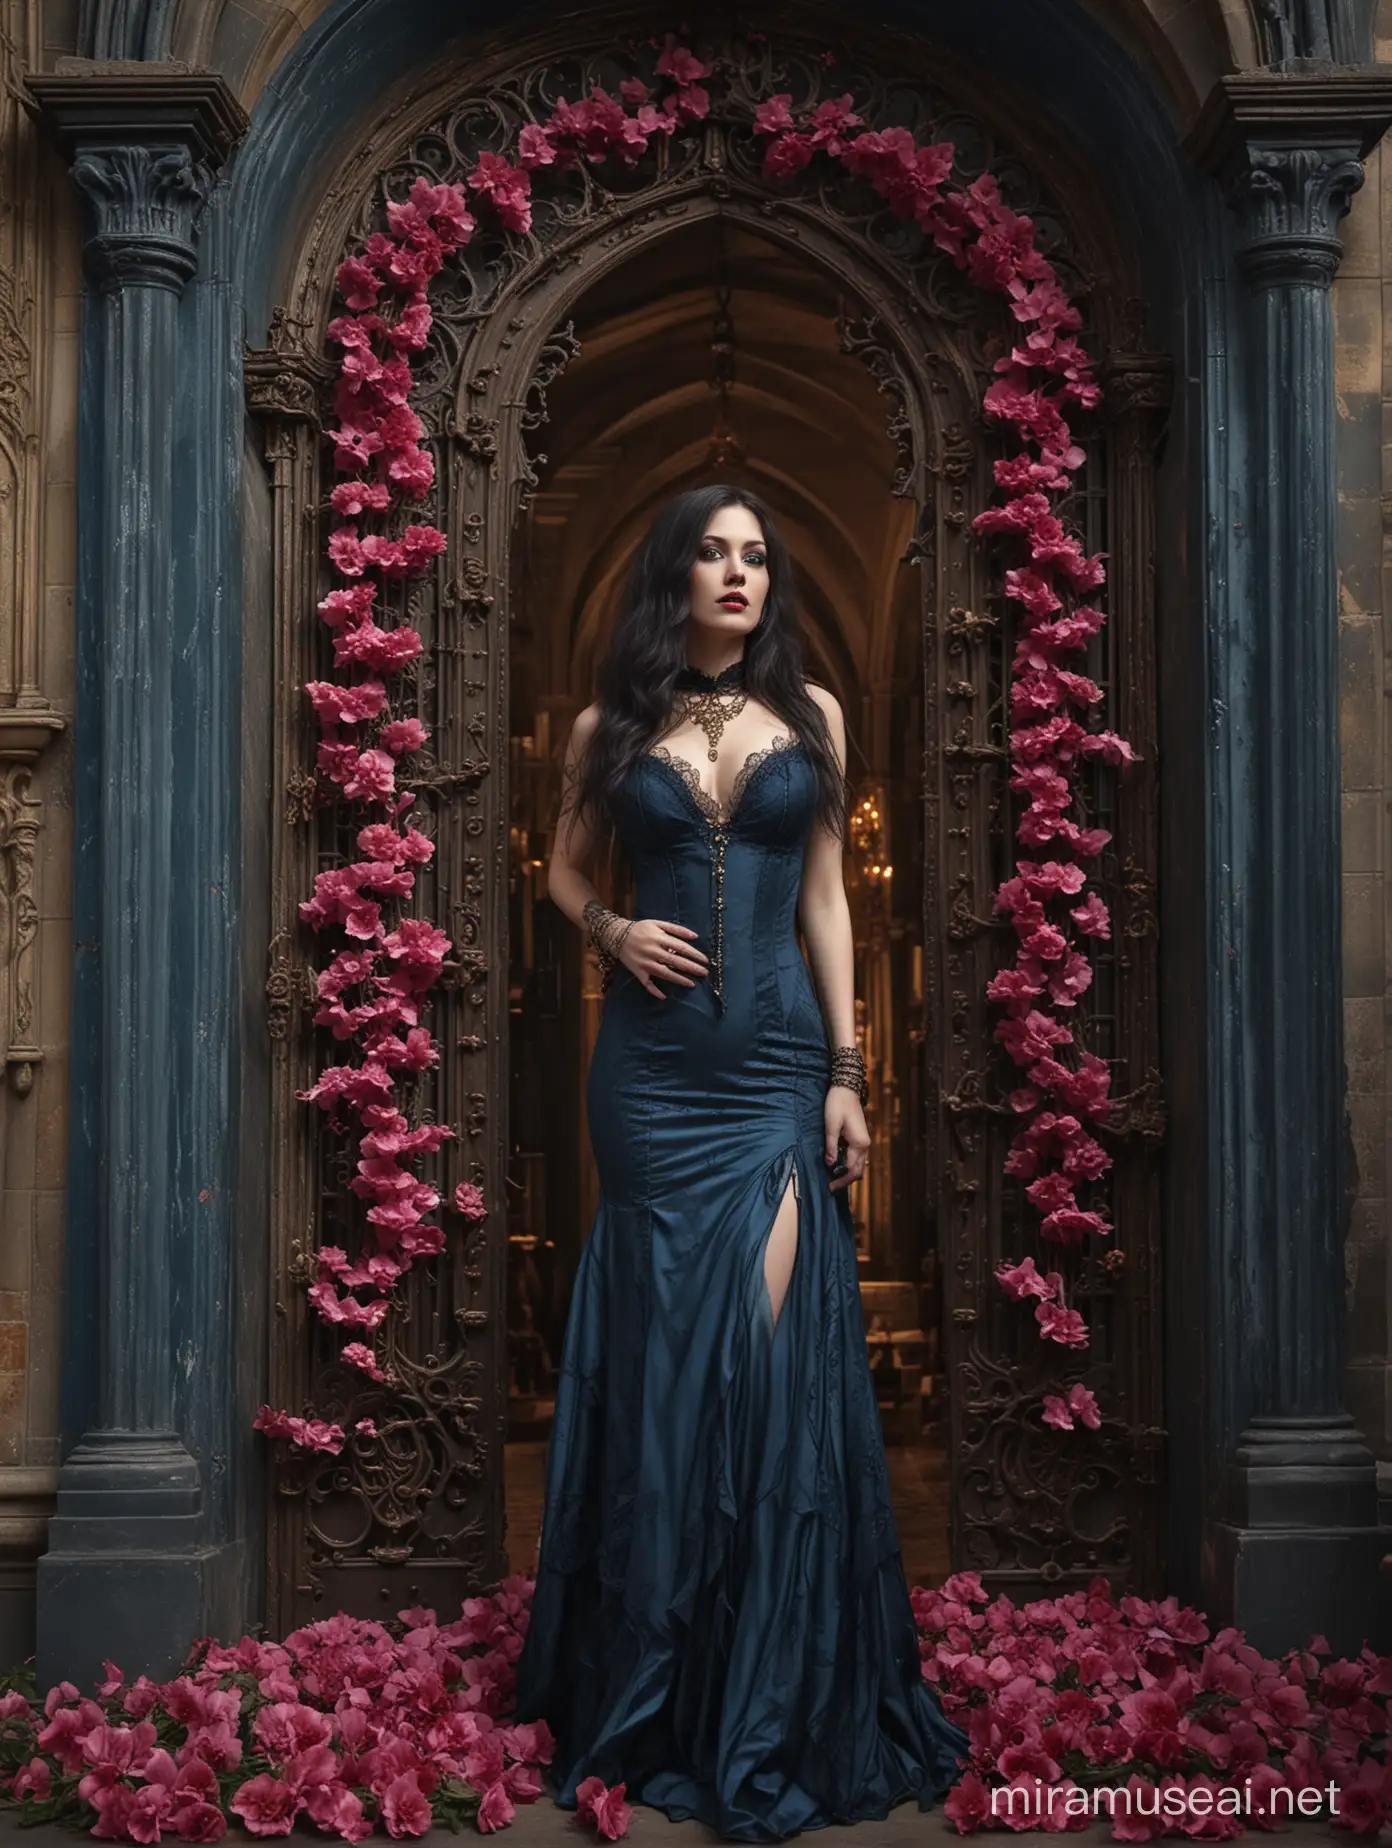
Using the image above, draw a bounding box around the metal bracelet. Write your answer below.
[828,1043,868,1105]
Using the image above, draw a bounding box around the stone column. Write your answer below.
[24,69,246,1687]
[1189,74,1392,1656]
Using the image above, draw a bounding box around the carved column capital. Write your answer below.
[1187,72,1392,289]
[244,314,336,428]
[24,68,247,296]
[1228,144,1364,286]
[69,144,213,293]
[1103,353,1173,450]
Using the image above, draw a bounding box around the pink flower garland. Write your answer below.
[750,89,1131,1432]
[256,36,1132,1451]
[2,1577,1388,1841]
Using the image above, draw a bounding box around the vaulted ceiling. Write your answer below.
[509,219,920,778]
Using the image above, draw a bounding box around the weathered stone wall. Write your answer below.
[1336,24,1392,1481]
[0,0,77,1662]
[3,0,1388,1657]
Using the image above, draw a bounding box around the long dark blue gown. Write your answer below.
[511,733,968,1841]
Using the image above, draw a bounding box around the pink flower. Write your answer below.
[1334,1757,1390,1834]
[387,296,434,354]
[517,123,556,169]
[398,524,447,573]
[996,1255,1056,1301]
[764,134,815,180]
[379,718,429,756]
[12,1758,51,1802]
[230,1774,301,1837]
[453,1182,487,1221]
[592,1781,634,1840]
[387,447,434,497]
[302,1785,372,1842]
[996,1009,1073,1067]
[336,256,382,311]
[1042,1392,1075,1432]
[170,1801,226,1843]
[805,94,861,155]
[1040,1204,1111,1246]
[328,526,369,575]
[81,1721,158,1777]
[253,1406,347,1454]
[754,93,797,137]
[343,748,396,804]
[341,1342,386,1382]
[467,153,533,235]
[574,1775,633,1839]
[330,480,392,519]
[655,38,708,85]
[1080,729,1136,767]
[254,1704,334,1764]
[375,1771,430,1837]
[1069,893,1111,939]
[398,1222,446,1260]
[403,176,474,248]
[304,678,387,727]
[1108,1774,1166,1841]
[1036,1297,1090,1348]
[317,583,377,629]
[307,1282,390,1332]
[381,918,452,987]
[944,1770,992,1831]
[476,1779,516,1832]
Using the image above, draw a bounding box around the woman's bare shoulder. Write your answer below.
[803,681,843,721]
[566,703,602,750]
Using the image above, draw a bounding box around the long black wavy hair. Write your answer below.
[568,485,847,851]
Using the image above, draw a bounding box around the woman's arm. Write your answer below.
[547,706,709,999]
[547,703,606,934]
[797,686,869,1190]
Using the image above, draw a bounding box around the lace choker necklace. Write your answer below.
[672,659,747,760]
[675,659,746,693]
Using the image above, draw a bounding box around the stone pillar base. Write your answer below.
[36,1538,246,1688]
[1206,1521,1392,1656]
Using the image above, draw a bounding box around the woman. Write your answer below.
[511,485,967,1840]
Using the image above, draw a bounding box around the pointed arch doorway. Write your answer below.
[503,214,952,1582]
[248,17,1166,1632]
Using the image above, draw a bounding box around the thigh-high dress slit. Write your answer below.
[511,736,968,1841]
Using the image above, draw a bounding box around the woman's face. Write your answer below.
[687,503,770,637]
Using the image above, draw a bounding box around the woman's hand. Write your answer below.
[824,1088,870,1193]
[621,918,709,998]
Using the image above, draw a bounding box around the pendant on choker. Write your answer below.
[675,660,747,759]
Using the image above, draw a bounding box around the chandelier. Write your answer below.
[704,221,746,471]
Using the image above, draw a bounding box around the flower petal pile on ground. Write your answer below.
[922,1573,1391,1838]
[0,1575,1387,1840]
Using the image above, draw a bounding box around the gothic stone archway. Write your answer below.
[246,15,1168,1632]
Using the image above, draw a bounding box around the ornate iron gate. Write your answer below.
[246,12,1167,1628]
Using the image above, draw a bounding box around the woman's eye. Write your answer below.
[744,553,766,567]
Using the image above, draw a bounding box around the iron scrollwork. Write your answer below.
[253,13,1165,1619]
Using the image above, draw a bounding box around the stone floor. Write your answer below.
[0,1803,1357,1845]
[504,1433,952,1584]
[2,1437,1348,1844]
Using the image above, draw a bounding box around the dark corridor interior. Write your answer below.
[499,219,951,1585]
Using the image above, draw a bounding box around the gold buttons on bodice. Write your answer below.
[650,662,799,1018]
[712,821,729,1010]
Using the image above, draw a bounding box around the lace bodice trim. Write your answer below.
[645,733,799,826]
